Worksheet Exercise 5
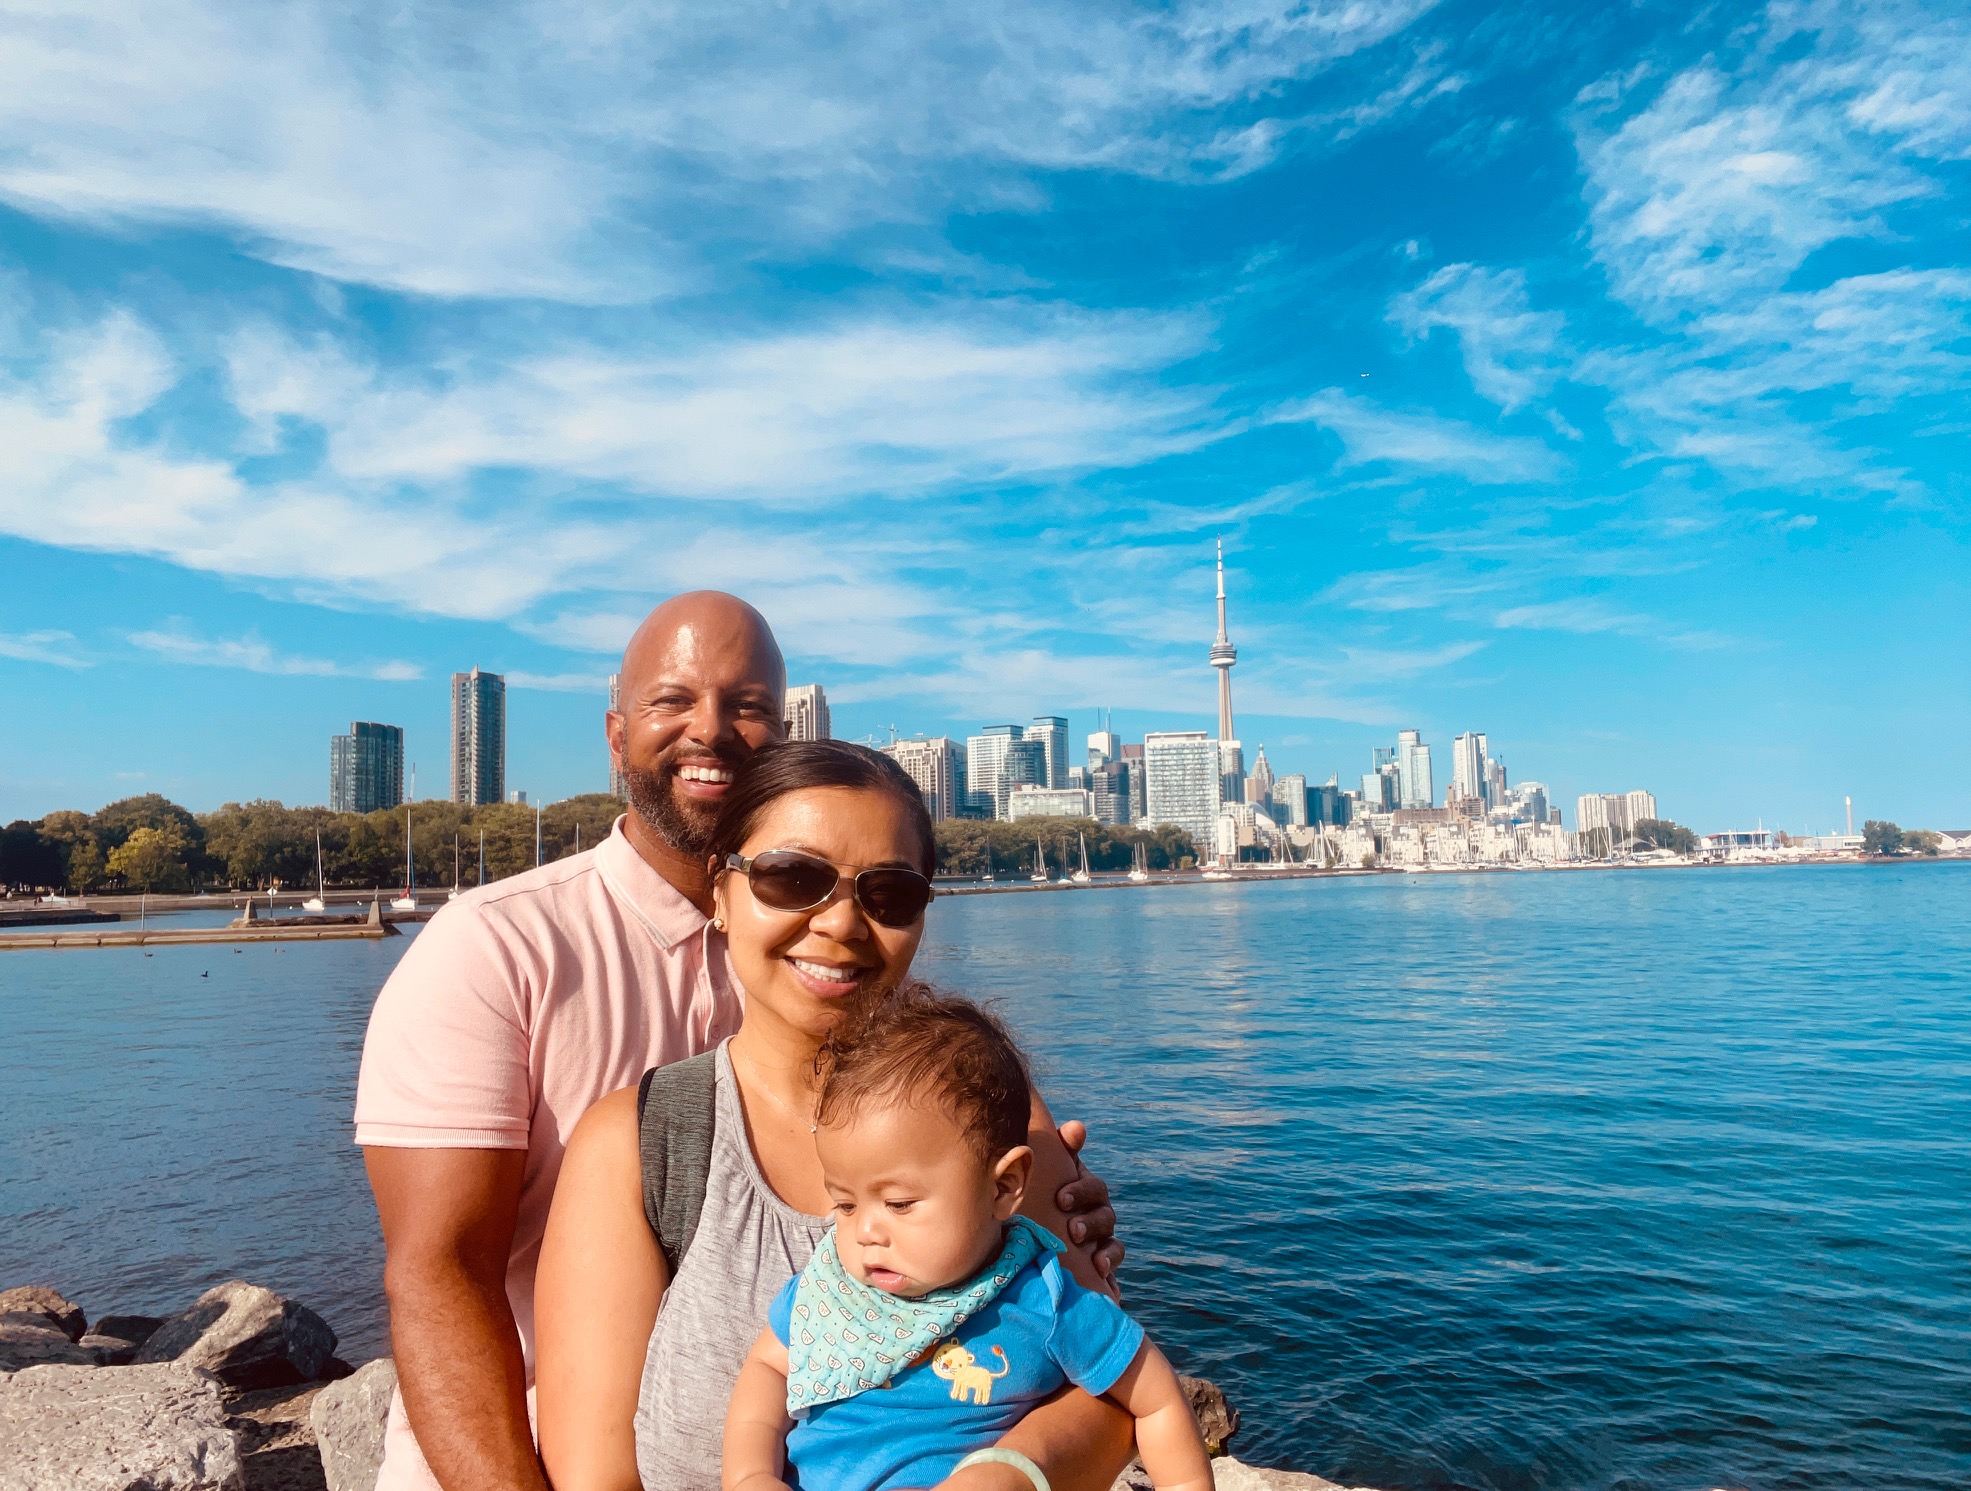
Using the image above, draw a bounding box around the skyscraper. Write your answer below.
[1270,772,1308,827]
[1451,731,1488,803]
[1245,745,1276,811]
[1089,760,1133,826]
[1026,716,1068,789]
[1144,730,1221,850]
[451,668,506,806]
[330,721,404,813]
[1396,729,1433,810]
[1087,725,1121,771]
[1120,742,1147,822]
[883,736,958,821]
[785,684,830,742]
[607,673,628,799]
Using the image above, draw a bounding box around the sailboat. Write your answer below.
[477,829,486,888]
[390,793,417,911]
[1070,832,1092,885]
[980,843,995,884]
[301,829,327,912]
[448,834,462,900]
[1029,837,1050,884]
[1128,841,1149,883]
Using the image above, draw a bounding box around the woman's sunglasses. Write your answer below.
[725,850,936,928]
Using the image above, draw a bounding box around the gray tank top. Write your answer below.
[634,1041,832,1491]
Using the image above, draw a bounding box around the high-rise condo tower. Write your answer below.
[451,667,507,806]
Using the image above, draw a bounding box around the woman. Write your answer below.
[534,741,1135,1491]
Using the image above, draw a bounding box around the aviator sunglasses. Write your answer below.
[725,850,936,928]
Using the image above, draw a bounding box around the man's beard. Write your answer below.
[623,754,729,854]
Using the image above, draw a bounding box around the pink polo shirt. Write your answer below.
[354,816,742,1490]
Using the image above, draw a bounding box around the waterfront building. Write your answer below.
[1218,740,1246,804]
[1506,782,1550,826]
[607,673,627,799]
[330,721,404,814]
[1026,716,1069,789]
[1009,786,1094,820]
[1451,732,1488,804]
[1246,746,1276,811]
[1089,760,1133,826]
[1067,765,1089,791]
[1397,730,1434,810]
[1271,771,1308,827]
[1577,790,1660,842]
[451,667,506,806]
[883,736,958,821]
[785,684,830,742]
[1485,756,1509,809]
[965,726,1019,818]
[1087,727,1121,770]
[1120,742,1147,821]
[508,789,528,805]
[1144,729,1222,849]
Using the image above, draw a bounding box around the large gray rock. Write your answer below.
[136,1282,337,1391]
[310,1358,396,1491]
[0,1361,243,1490]
[1212,1459,1380,1491]
[0,1317,97,1372]
[0,1286,86,1340]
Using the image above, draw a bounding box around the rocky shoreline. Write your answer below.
[1,1281,1383,1491]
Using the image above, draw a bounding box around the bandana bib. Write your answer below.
[785,1216,1064,1416]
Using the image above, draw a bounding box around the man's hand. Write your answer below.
[1055,1120,1124,1282]
[366,1146,545,1491]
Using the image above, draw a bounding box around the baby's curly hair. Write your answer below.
[816,982,1033,1163]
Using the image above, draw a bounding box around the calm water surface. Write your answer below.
[3,864,1967,1491]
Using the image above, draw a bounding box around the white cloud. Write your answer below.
[505,670,609,693]
[1389,263,1566,412]
[1577,3,1971,320]
[127,624,422,679]
[0,629,90,668]
[1272,388,1564,482]
[0,0,1437,300]
[225,306,1220,501]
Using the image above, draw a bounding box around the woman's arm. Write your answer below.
[535,1085,667,1491]
[722,1327,796,1491]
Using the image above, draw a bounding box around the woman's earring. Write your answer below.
[712,916,726,932]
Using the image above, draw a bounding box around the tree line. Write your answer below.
[1862,820,1945,856]
[931,818,1197,876]
[0,793,627,894]
[2,794,1200,894]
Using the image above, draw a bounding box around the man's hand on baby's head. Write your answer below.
[1055,1120,1124,1280]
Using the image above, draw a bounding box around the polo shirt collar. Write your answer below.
[595,815,711,949]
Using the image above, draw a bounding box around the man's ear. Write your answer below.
[990,1145,1034,1220]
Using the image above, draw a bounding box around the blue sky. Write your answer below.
[1,0,1966,834]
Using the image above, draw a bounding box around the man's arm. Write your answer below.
[1026,1096,1124,1297]
[366,1146,544,1491]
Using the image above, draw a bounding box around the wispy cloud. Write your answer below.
[1271,388,1564,482]
[128,624,421,679]
[505,670,609,693]
[0,629,91,668]
[1388,263,1566,412]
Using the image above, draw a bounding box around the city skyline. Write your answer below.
[1,0,1966,833]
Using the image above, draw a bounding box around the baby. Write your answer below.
[723,989,1213,1491]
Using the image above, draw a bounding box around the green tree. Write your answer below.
[1903,829,1942,856]
[1862,820,1904,855]
[0,821,65,891]
[930,818,1195,877]
[107,824,193,892]
[37,810,107,891]
[1633,818,1700,854]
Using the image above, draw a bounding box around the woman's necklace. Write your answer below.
[735,1045,818,1133]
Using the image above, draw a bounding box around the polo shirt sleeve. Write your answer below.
[353,900,535,1148]
[1042,1257,1145,1397]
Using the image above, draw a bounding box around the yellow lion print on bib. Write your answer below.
[931,1339,1010,1405]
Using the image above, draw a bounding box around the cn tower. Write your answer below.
[1209,539,1237,740]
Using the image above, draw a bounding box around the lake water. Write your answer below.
[3,864,1967,1491]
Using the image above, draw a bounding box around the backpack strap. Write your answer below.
[635,1049,719,1276]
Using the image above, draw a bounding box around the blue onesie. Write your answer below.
[768,1253,1145,1491]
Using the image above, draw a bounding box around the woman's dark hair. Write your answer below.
[706,739,937,876]
[816,983,1032,1162]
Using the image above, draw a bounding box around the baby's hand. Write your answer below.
[730,1475,794,1491]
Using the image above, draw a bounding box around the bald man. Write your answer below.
[355,593,1121,1491]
